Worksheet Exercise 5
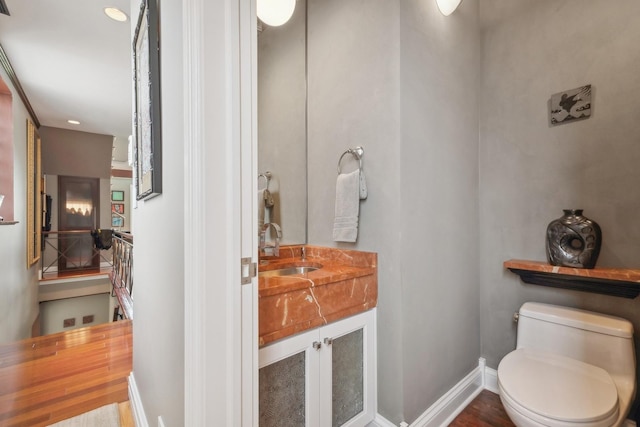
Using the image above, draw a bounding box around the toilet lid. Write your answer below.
[498,349,619,423]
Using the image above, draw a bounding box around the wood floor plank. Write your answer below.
[449,389,515,427]
[0,320,132,427]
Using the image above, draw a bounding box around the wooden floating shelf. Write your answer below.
[0,221,19,225]
[504,259,640,299]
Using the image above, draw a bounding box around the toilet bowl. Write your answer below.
[497,302,636,427]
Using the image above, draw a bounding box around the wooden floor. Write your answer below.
[450,389,515,426]
[40,266,113,282]
[0,320,509,427]
[0,320,132,427]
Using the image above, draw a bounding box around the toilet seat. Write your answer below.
[498,348,619,427]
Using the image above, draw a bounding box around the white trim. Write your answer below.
[369,414,397,427]
[183,0,245,424]
[128,373,149,427]
[407,359,484,427]
[371,359,486,427]
[483,365,499,394]
[183,0,206,423]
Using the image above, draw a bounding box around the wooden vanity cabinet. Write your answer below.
[259,309,377,427]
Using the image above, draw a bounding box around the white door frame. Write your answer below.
[183,0,257,424]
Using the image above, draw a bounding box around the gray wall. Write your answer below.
[400,0,480,422]
[0,66,40,344]
[307,0,403,421]
[479,0,640,418]
[131,0,185,425]
[307,0,479,424]
[258,0,307,244]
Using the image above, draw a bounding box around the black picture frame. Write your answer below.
[111,190,125,202]
[133,0,162,201]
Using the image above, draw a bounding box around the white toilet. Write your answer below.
[497,302,636,427]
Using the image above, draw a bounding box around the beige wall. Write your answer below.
[0,78,14,220]
[40,126,112,179]
[39,293,111,335]
[479,0,640,418]
[0,63,40,344]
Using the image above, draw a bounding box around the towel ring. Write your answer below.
[337,146,364,174]
[258,171,272,190]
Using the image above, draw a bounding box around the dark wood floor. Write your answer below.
[0,320,132,426]
[450,389,515,426]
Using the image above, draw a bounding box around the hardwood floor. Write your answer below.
[0,320,132,427]
[450,389,515,427]
[0,320,510,427]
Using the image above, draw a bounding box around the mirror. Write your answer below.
[258,0,307,245]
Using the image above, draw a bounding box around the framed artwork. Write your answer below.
[112,215,124,228]
[133,0,162,201]
[26,119,42,266]
[111,190,125,201]
[550,84,592,126]
[112,203,125,214]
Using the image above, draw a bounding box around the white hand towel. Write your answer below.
[333,169,360,242]
[258,188,266,229]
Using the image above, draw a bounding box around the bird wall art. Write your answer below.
[550,84,592,126]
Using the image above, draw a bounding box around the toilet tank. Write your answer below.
[516,302,635,378]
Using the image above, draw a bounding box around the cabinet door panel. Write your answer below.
[259,350,306,426]
[259,329,320,427]
[331,328,364,426]
[321,309,376,427]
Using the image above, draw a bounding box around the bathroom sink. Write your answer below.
[259,266,320,278]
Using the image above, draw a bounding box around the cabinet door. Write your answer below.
[259,328,320,427]
[320,309,376,427]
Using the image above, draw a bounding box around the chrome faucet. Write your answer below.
[259,223,282,257]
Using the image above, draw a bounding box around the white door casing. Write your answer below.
[183,0,257,424]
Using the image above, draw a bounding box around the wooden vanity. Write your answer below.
[258,245,377,347]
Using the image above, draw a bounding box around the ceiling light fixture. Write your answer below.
[257,0,296,27]
[68,120,80,125]
[436,0,462,16]
[104,7,128,22]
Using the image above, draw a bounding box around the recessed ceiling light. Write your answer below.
[68,120,80,125]
[104,7,128,22]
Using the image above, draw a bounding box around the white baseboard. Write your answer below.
[483,365,499,394]
[128,373,149,427]
[370,358,486,427]
[406,358,485,427]
[368,413,397,427]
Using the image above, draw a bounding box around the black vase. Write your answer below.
[546,209,602,269]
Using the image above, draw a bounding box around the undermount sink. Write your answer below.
[259,266,320,278]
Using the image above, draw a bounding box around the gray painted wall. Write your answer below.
[0,66,40,344]
[307,0,479,423]
[307,0,403,421]
[258,0,307,244]
[479,0,640,418]
[400,0,480,422]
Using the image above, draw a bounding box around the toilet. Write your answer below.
[497,302,636,427]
